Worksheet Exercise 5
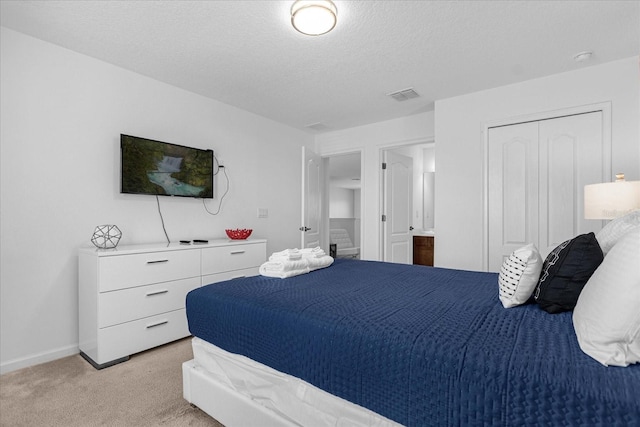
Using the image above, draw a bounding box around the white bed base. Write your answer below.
[183,359,298,427]
[182,338,401,427]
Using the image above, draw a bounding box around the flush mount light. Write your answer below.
[573,51,593,62]
[291,0,337,36]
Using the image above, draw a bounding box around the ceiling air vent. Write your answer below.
[387,88,420,102]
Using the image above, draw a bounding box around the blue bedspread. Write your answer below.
[186,259,640,426]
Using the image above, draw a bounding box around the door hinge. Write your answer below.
[381,215,387,222]
[382,162,387,170]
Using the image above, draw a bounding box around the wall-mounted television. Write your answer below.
[120,134,214,199]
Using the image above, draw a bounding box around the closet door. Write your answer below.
[487,122,539,272]
[537,112,603,256]
[487,111,604,272]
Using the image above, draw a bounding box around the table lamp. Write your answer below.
[584,173,640,219]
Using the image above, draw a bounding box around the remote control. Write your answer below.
[193,239,208,244]
[180,240,191,244]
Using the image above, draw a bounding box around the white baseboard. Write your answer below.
[0,344,79,375]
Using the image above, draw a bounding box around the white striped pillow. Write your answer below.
[498,244,543,308]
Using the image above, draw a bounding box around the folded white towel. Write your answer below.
[260,248,333,278]
[300,246,323,254]
[307,255,334,271]
[269,248,303,261]
[259,264,309,278]
[299,247,327,258]
[271,248,300,257]
[269,252,303,261]
[260,259,309,273]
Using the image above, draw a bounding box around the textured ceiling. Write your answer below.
[1,1,639,133]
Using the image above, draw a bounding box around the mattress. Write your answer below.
[186,259,640,426]
[190,336,401,426]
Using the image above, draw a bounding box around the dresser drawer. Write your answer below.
[96,309,189,364]
[201,243,265,276]
[202,266,260,286]
[98,277,200,328]
[98,249,200,292]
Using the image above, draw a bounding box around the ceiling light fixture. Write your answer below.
[573,51,593,62]
[291,0,337,36]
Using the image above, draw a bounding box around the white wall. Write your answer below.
[423,146,435,173]
[0,28,313,373]
[315,112,435,260]
[422,147,436,229]
[329,187,355,218]
[435,56,640,271]
[329,187,359,253]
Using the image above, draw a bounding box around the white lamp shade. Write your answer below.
[584,180,640,219]
[291,0,337,36]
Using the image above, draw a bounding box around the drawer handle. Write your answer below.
[230,250,245,255]
[146,320,168,329]
[147,259,169,264]
[146,290,169,296]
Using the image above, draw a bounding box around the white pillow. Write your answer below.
[573,227,640,366]
[595,210,640,255]
[498,244,543,308]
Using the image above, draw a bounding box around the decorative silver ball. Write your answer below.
[91,225,122,249]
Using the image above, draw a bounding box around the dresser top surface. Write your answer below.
[79,238,267,257]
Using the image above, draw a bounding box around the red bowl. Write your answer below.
[225,228,252,240]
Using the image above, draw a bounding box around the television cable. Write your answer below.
[155,195,171,244]
[203,157,229,215]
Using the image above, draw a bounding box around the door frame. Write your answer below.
[320,149,364,256]
[481,102,612,271]
[379,138,434,262]
[315,136,433,262]
[382,150,414,264]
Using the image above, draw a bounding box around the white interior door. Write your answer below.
[383,151,413,264]
[487,111,605,271]
[301,147,323,249]
[537,112,603,256]
[488,122,539,272]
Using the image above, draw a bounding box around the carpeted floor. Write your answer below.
[0,338,224,426]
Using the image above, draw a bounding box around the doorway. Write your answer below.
[327,152,362,259]
[381,143,435,264]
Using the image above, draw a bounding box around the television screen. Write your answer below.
[120,134,214,198]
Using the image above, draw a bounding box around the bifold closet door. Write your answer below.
[487,111,603,272]
[537,112,603,256]
[487,122,539,272]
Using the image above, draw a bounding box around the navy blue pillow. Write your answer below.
[533,232,603,314]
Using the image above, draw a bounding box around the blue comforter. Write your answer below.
[186,259,640,426]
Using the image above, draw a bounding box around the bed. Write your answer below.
[183,258,640,426]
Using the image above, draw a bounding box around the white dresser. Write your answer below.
[79,239,266,369]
